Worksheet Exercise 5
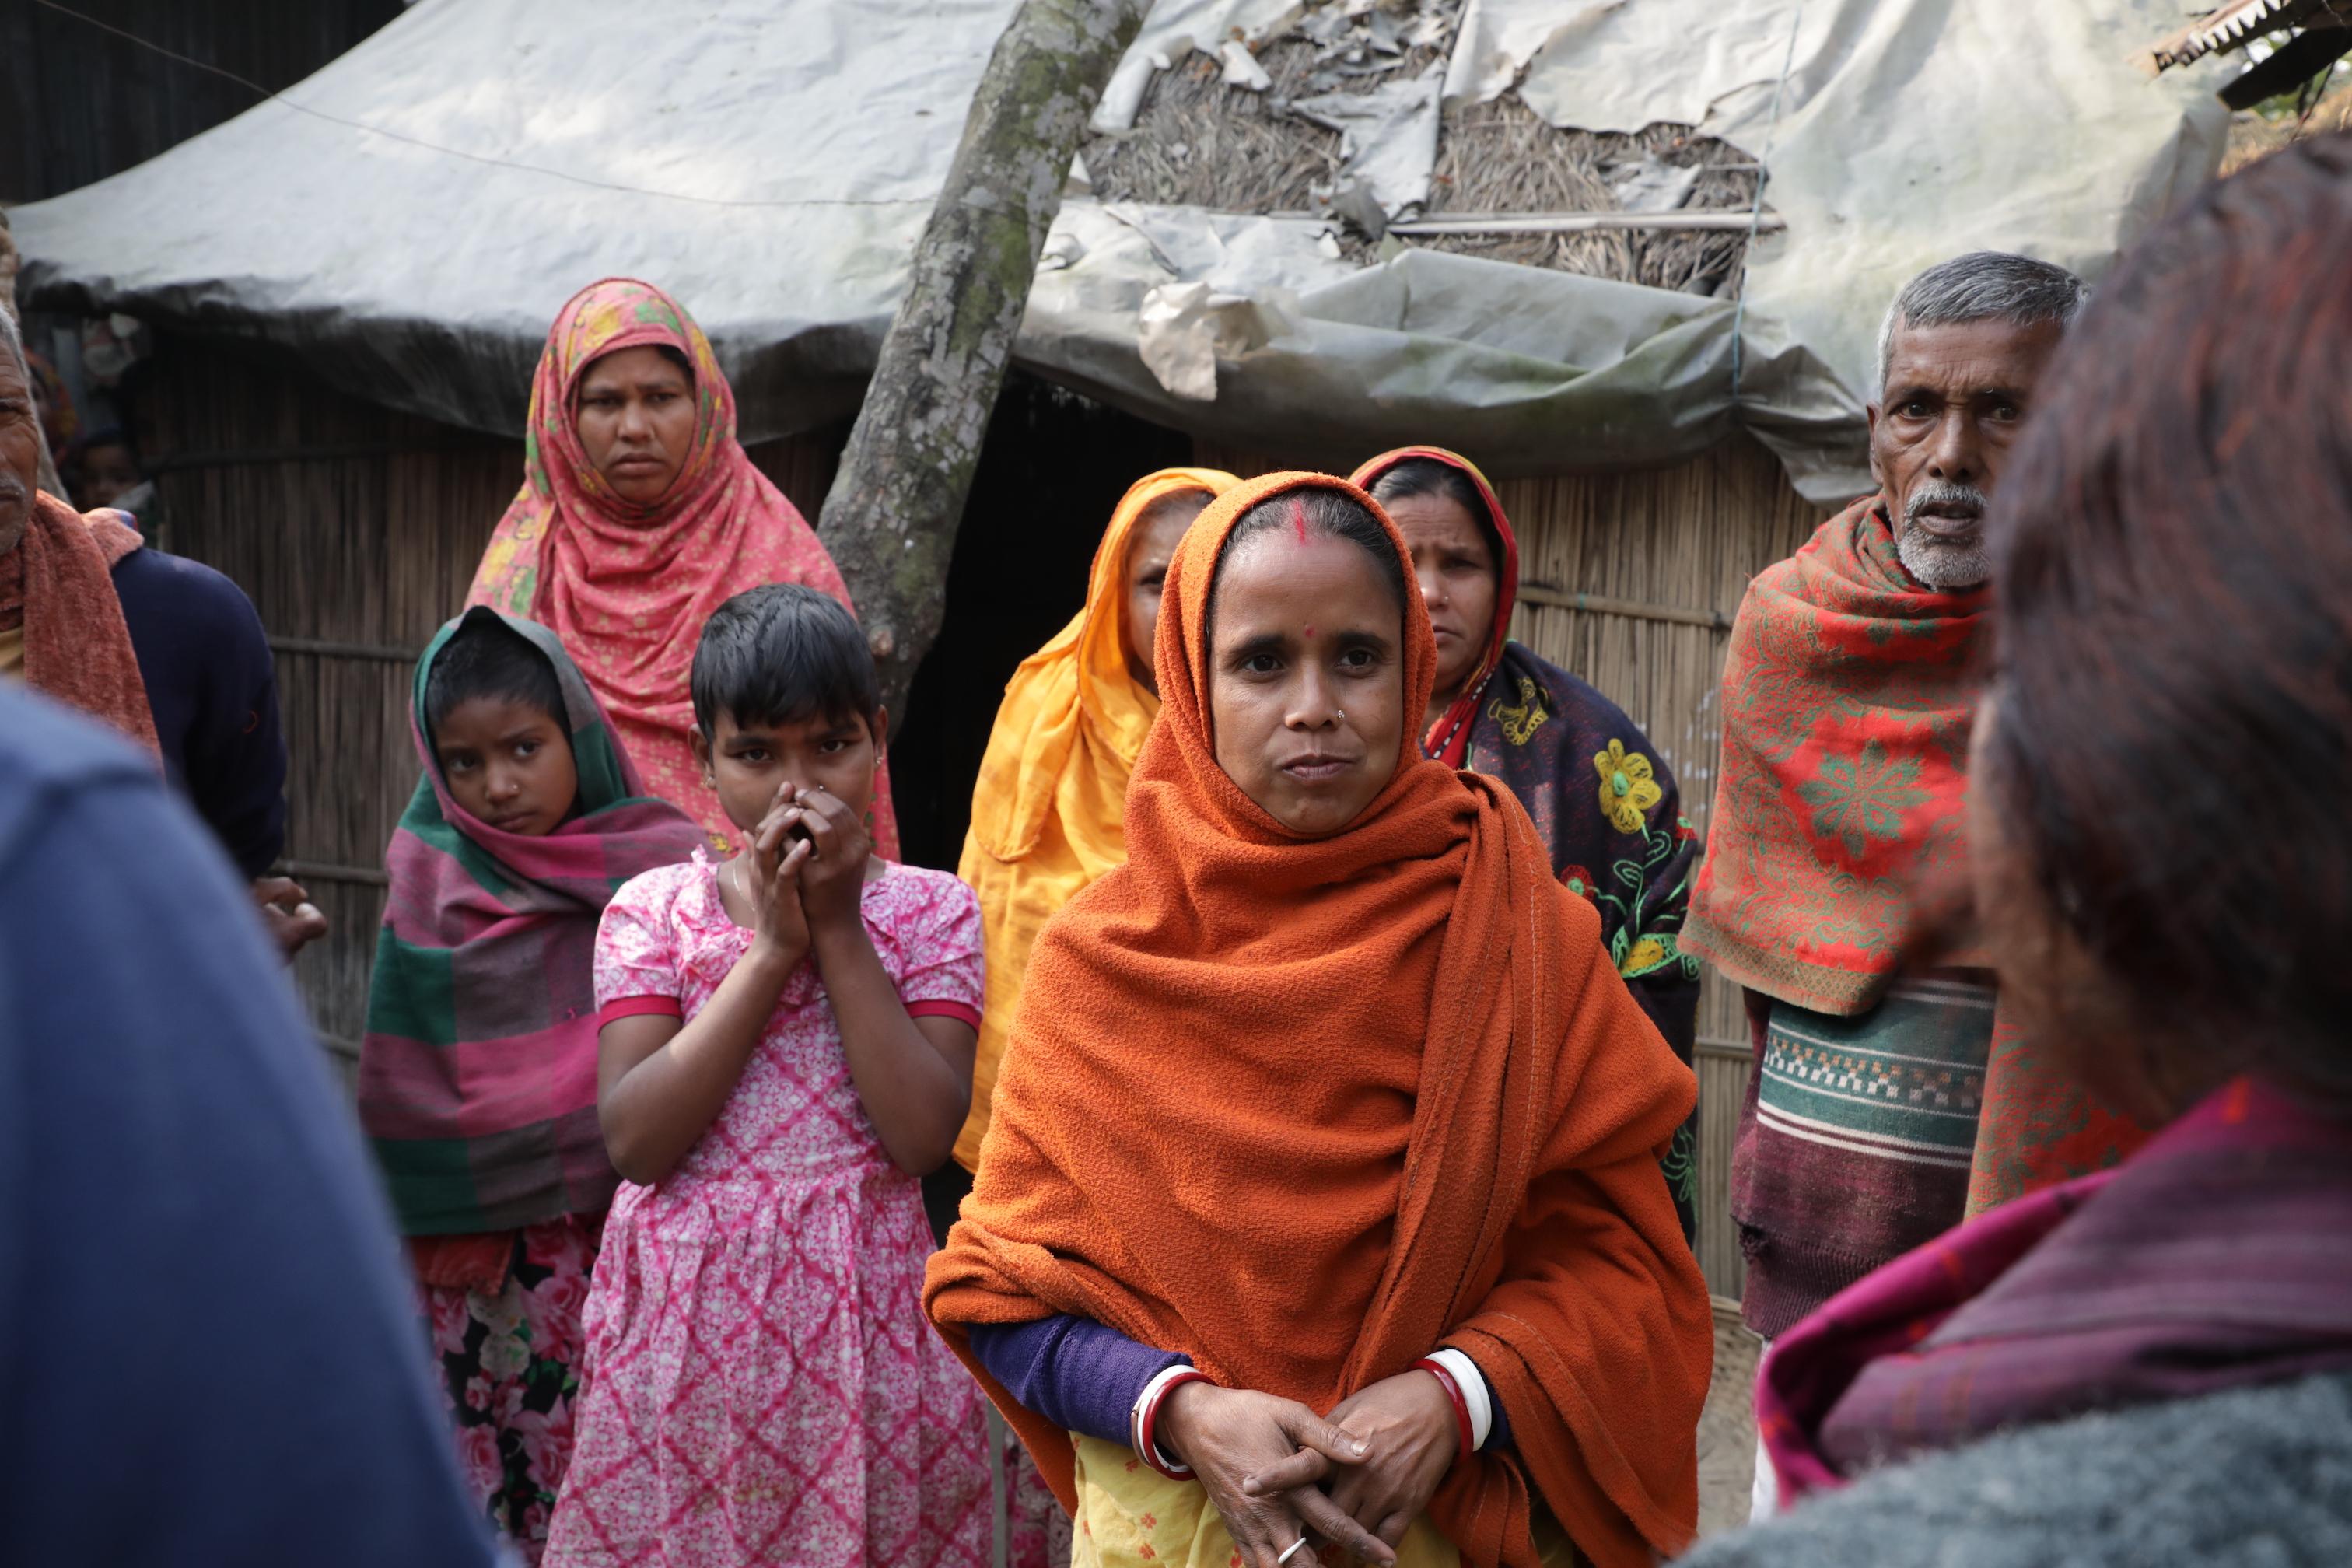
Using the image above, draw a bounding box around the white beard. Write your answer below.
[1897,479,1993,590]
[1896,527,1990,590]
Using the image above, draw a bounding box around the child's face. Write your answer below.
[694,707,884,840]
[433,696,579,837]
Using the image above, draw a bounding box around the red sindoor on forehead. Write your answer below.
[1290,495,1310,544]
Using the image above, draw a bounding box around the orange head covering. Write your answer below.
[955,467,1238,1170]
[466,278,895,856]
[1349,446,1520,768]
[926,472,1710,1568]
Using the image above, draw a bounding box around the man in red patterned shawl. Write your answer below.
[1682,253,2141,1518]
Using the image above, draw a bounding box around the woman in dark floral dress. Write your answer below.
[1353,446,1703,1237]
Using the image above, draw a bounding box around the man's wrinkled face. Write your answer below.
[0,348,40,555]
[1869,317,2065,590]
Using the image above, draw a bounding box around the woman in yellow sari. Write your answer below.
[954,467,1238,1174]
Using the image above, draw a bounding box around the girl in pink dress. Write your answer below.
[544,585,989,1567]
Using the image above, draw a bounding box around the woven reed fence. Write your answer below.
[1200,439,1834,1295]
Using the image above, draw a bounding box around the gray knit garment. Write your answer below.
[1678,1374,2352,1567]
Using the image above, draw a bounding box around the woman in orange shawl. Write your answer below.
[927,472,1710,1568]
[954,467,1237,1174]
[467,278,897,856]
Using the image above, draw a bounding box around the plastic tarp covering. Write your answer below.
[1465,0,2229,496]
[15,0,2225,499]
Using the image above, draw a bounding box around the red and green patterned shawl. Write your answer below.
[1689,498,2147,1222]
[358,608,709,1236]
[1683,495,1986,1015]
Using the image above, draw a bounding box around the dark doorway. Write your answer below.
[888,374,1193,871]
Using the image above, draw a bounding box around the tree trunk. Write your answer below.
[816,0,1149,718]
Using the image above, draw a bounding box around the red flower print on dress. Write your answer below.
[456,1423,505,1507]
[523,1269,591,1367]
[464,1375,495,1413]
[523,1216,596,1279]
[1559,864,1601,905]
[429,1286,473,1359]
[513,1402,576,1493]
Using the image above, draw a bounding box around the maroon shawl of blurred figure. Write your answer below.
[1757,1075,2352,1503]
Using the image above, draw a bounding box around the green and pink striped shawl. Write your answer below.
[359,609,709,1236]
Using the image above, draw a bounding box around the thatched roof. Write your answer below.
[1086,30,1763,296]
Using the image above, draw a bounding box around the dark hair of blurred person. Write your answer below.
[0,684,501,1565]
[1685,135,2352,1568]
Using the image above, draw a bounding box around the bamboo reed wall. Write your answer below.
[1199,438,1836,1296]
[138,331,1829,1299]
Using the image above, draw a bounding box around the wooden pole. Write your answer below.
[817,0,1151,717]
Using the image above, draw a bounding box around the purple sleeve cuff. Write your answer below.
[968,1316,1189,1447]
[1488,1377,1514,1450]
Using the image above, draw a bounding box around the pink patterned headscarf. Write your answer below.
[467,278,898,856]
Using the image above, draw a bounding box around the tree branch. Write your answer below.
[816,0,1150,717]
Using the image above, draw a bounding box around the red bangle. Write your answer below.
[1137,1369,1211,1480]
[1415,1357,1475,1462]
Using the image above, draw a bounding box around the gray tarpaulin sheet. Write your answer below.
[15,0,2225,499]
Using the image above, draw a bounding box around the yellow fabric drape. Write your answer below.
[954,467,1239,1171]
[1067,1437,1580,1568]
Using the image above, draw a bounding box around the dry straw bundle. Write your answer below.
[1082,5,1766,297]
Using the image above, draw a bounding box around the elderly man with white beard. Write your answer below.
[1681,253,2090,1520]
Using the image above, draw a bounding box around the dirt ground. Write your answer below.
[1696,1297,1763,1539]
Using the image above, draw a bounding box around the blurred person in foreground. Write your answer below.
[1682,135,2352,1567]
[0,684,501,1565]
[0,308,322,957]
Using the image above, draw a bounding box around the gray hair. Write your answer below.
[1877,251,2086,394]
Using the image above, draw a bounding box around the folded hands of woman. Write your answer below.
[1160,1370,1461,1568]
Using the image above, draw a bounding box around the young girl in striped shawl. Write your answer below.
[359,608,707,1563]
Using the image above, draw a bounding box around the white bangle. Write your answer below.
[1131,1363,1202,1469]
[1426,1347,1493,1451]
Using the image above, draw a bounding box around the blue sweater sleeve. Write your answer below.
[968,1315,1517,1454]
[969,1316,1188,1446]
[0,690,499,1565]
[110,546,289,877]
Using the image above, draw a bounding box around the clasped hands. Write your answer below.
[1157,1368,1461,1568]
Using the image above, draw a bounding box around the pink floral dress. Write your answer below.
[544,853,990,1567]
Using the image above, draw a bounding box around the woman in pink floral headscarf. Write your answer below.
[468,278,898,856]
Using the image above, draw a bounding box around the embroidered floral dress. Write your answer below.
[544,853,990,1567]
[1460,642,1704,1237]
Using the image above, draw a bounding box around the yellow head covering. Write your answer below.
[954,467,1239,1170]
